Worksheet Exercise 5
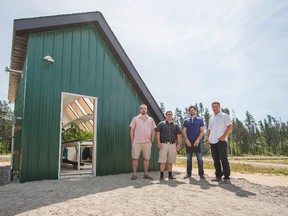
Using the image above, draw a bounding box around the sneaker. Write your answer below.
[211,177,222,182]
[168,175,176,179]
[200,175,205,180]
[160,176,164,181]
[183,174,191,179]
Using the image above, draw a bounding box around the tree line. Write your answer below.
[1,100,288,156]
[159,102,288,156]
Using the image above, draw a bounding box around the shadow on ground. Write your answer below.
[0,171,156,216]
[189,177,218,190]
[217,180,257,197]
[0,171,263,215]
[188,175,256,197]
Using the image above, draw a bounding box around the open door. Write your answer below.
[58,92,97,177]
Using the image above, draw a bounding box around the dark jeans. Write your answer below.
[210,141,230,178]
[186,144,204,176]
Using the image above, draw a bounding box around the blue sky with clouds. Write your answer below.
[0,0,287,121]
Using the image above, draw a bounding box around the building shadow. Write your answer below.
[0,171,158,216]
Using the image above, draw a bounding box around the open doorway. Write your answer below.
[58,92,97,177]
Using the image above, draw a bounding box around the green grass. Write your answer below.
[230,164,288,175]
[242,159,288,165]
[0,153,11,157]
[0,154,11,164]
[175,160,288,176]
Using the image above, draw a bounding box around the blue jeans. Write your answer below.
[186,151,204,176]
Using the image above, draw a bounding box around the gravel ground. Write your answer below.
[0,167,287,216]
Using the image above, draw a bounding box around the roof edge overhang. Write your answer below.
[8,11,165,122]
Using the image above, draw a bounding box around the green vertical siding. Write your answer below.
[17,26,159,182]
[13,58,28,173]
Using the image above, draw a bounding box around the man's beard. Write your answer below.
[141,111,146,115]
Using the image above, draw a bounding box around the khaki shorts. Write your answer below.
[132,142,152,160]
[158,143,177,163]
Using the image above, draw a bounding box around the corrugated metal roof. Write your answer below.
[9,11,164,122]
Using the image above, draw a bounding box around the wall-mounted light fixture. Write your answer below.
[43,55,54,63]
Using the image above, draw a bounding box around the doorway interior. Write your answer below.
[59,92,97,177]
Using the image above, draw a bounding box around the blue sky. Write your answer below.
[0,0,287,122]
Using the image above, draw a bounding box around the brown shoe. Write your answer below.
[130,175,137,180]
[143,174,153,180]
[168,175,176,179]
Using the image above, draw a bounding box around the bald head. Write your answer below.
[140,104,147,115]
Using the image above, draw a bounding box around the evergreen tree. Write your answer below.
[232,118,249,155]
[203,108,211,130]
[244,111,258,154]
[258,120,267,154]
[194,103,199,114]
[199,102,204,118]
[183,107,189,119]
[266,115,281,154]
[174,107,184,128]
[0,100,13,154]
[221,108,230,115]
[202,108,211,156]
[159,102,165,115]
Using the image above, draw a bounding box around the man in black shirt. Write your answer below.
[155,111,182,180]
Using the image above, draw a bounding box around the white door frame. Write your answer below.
[58,92,97,178]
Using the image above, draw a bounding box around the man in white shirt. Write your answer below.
[207,102,232,182]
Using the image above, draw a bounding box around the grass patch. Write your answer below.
[0,153,11,156]
[175,159,288,176]
[176,159,214,169]
[242,159,288,165]
[229,164,288,175]
[0,155,11,165]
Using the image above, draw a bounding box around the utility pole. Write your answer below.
[230,109,236,159]
[1,108,4,155]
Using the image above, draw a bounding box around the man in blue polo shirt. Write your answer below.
[183,105,205,179]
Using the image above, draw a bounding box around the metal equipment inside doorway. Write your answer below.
[58,92,97,177]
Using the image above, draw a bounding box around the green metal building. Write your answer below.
[8,12,164,183]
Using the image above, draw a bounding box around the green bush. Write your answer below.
[62,124,93,143]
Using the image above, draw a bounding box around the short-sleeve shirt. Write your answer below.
[183,117,204,143]
[155,121,182,143]
[129,115,156,144]
[208,111,232,144]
